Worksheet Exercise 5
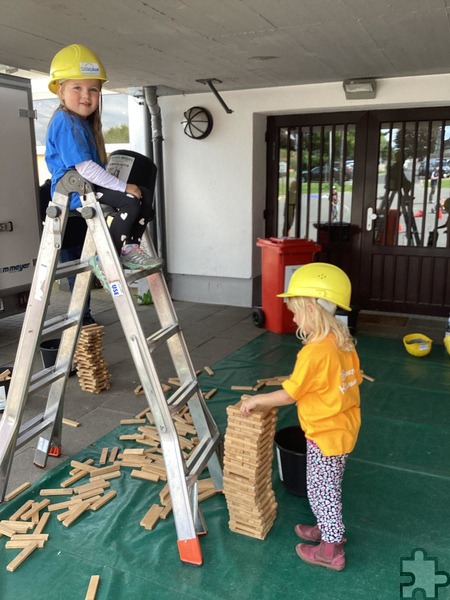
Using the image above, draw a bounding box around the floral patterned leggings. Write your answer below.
[306,440,348,543]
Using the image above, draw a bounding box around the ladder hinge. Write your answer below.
[19,108,37,119]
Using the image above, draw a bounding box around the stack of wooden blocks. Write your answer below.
[223,400,278,540]
[74,325,111,394]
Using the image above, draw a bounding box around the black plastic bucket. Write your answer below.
[39,339,60,369]
[335,304,360,336]
[0,366,13,410]
[274,425,307,497]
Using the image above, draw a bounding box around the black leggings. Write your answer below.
[94,185,154,253]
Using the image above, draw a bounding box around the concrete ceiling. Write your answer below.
[2,0,450,95]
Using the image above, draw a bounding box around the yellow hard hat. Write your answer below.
[403,333,432,357]
[48,44,108,94]
[277,263,352,311]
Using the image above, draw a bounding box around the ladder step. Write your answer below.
[124,264,163,285]
[42,314,80,339]
[185,432,221,485]
[17,413,56,449]
[55,258,90,279]
[167,380,199,413]
[29,366,68,394]
[147,323,180,352]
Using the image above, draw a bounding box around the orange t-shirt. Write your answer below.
[282,334,362,456]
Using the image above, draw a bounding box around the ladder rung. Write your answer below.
[185,432,221,485]
[167,380,199,412]
[146,323,180,352]
[17,413,55,449]
[41,314,80,339]
[55,258,90,279]
[124,264,163,285]
[29,366,67,394]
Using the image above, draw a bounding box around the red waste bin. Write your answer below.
[255,238,321,334]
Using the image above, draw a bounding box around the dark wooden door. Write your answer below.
[359,109,450,317]
[265,109,450,317]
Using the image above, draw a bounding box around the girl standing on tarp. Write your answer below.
[240,263,362,571]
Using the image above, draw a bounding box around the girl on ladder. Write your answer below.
[45,44,162,289]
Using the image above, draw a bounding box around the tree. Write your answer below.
[104,124,129,143]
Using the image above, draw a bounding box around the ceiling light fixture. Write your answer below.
[343,78,377,100]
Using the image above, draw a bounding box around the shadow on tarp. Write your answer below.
[0,333,449,599]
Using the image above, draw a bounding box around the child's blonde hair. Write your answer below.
[286,296,355,351]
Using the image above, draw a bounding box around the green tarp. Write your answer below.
[0,333,449,599]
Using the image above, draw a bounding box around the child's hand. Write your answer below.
[240,394,258,416]
[125,183,142,199]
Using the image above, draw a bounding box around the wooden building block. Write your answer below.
[6,542,39,572]
[231,385,254,391]
[60,471,89,488]
[108,447,119,462]
[69,459,95,475]
[89,470,121,483]
[77,488,107,500]
[47,497,84,512]
[62,501,90,527]
[140,504,163,530]
[0,368,11,380]
[159,502,172,519]
[85,575,100,600]
[0,520,33,533]
[99,448,109,465]
[5,482,30,502]
[8,500,34,521]
[0,522,17,537]
[120,418,146,425]
[40,488,73,496]
[91,464,121,478]
[90,490,117,511]
[70,460,97,474]
[62,417,80,427]
[20,499,51,521]
[74,480,109,495]
[6,539,46,549]
[131,469,160,482]
[34,512,51,535]
[204,388,217,400]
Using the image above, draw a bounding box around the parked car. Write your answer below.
[418,158,450,178]
[302,165,340,182]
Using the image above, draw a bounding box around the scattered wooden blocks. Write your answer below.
[223,401,278,540]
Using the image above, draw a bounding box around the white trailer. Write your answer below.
[0,74,41,319]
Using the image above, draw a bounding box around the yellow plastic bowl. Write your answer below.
[444,336,450,356]
[403,333,433,357]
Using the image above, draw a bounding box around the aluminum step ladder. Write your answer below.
[0,171,223,566]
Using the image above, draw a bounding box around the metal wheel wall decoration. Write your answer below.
[181,106,213,139]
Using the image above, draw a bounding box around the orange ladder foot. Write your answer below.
[177,536,203,566]
[49,444,62,457]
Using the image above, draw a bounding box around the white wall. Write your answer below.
[157,73,450,307]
